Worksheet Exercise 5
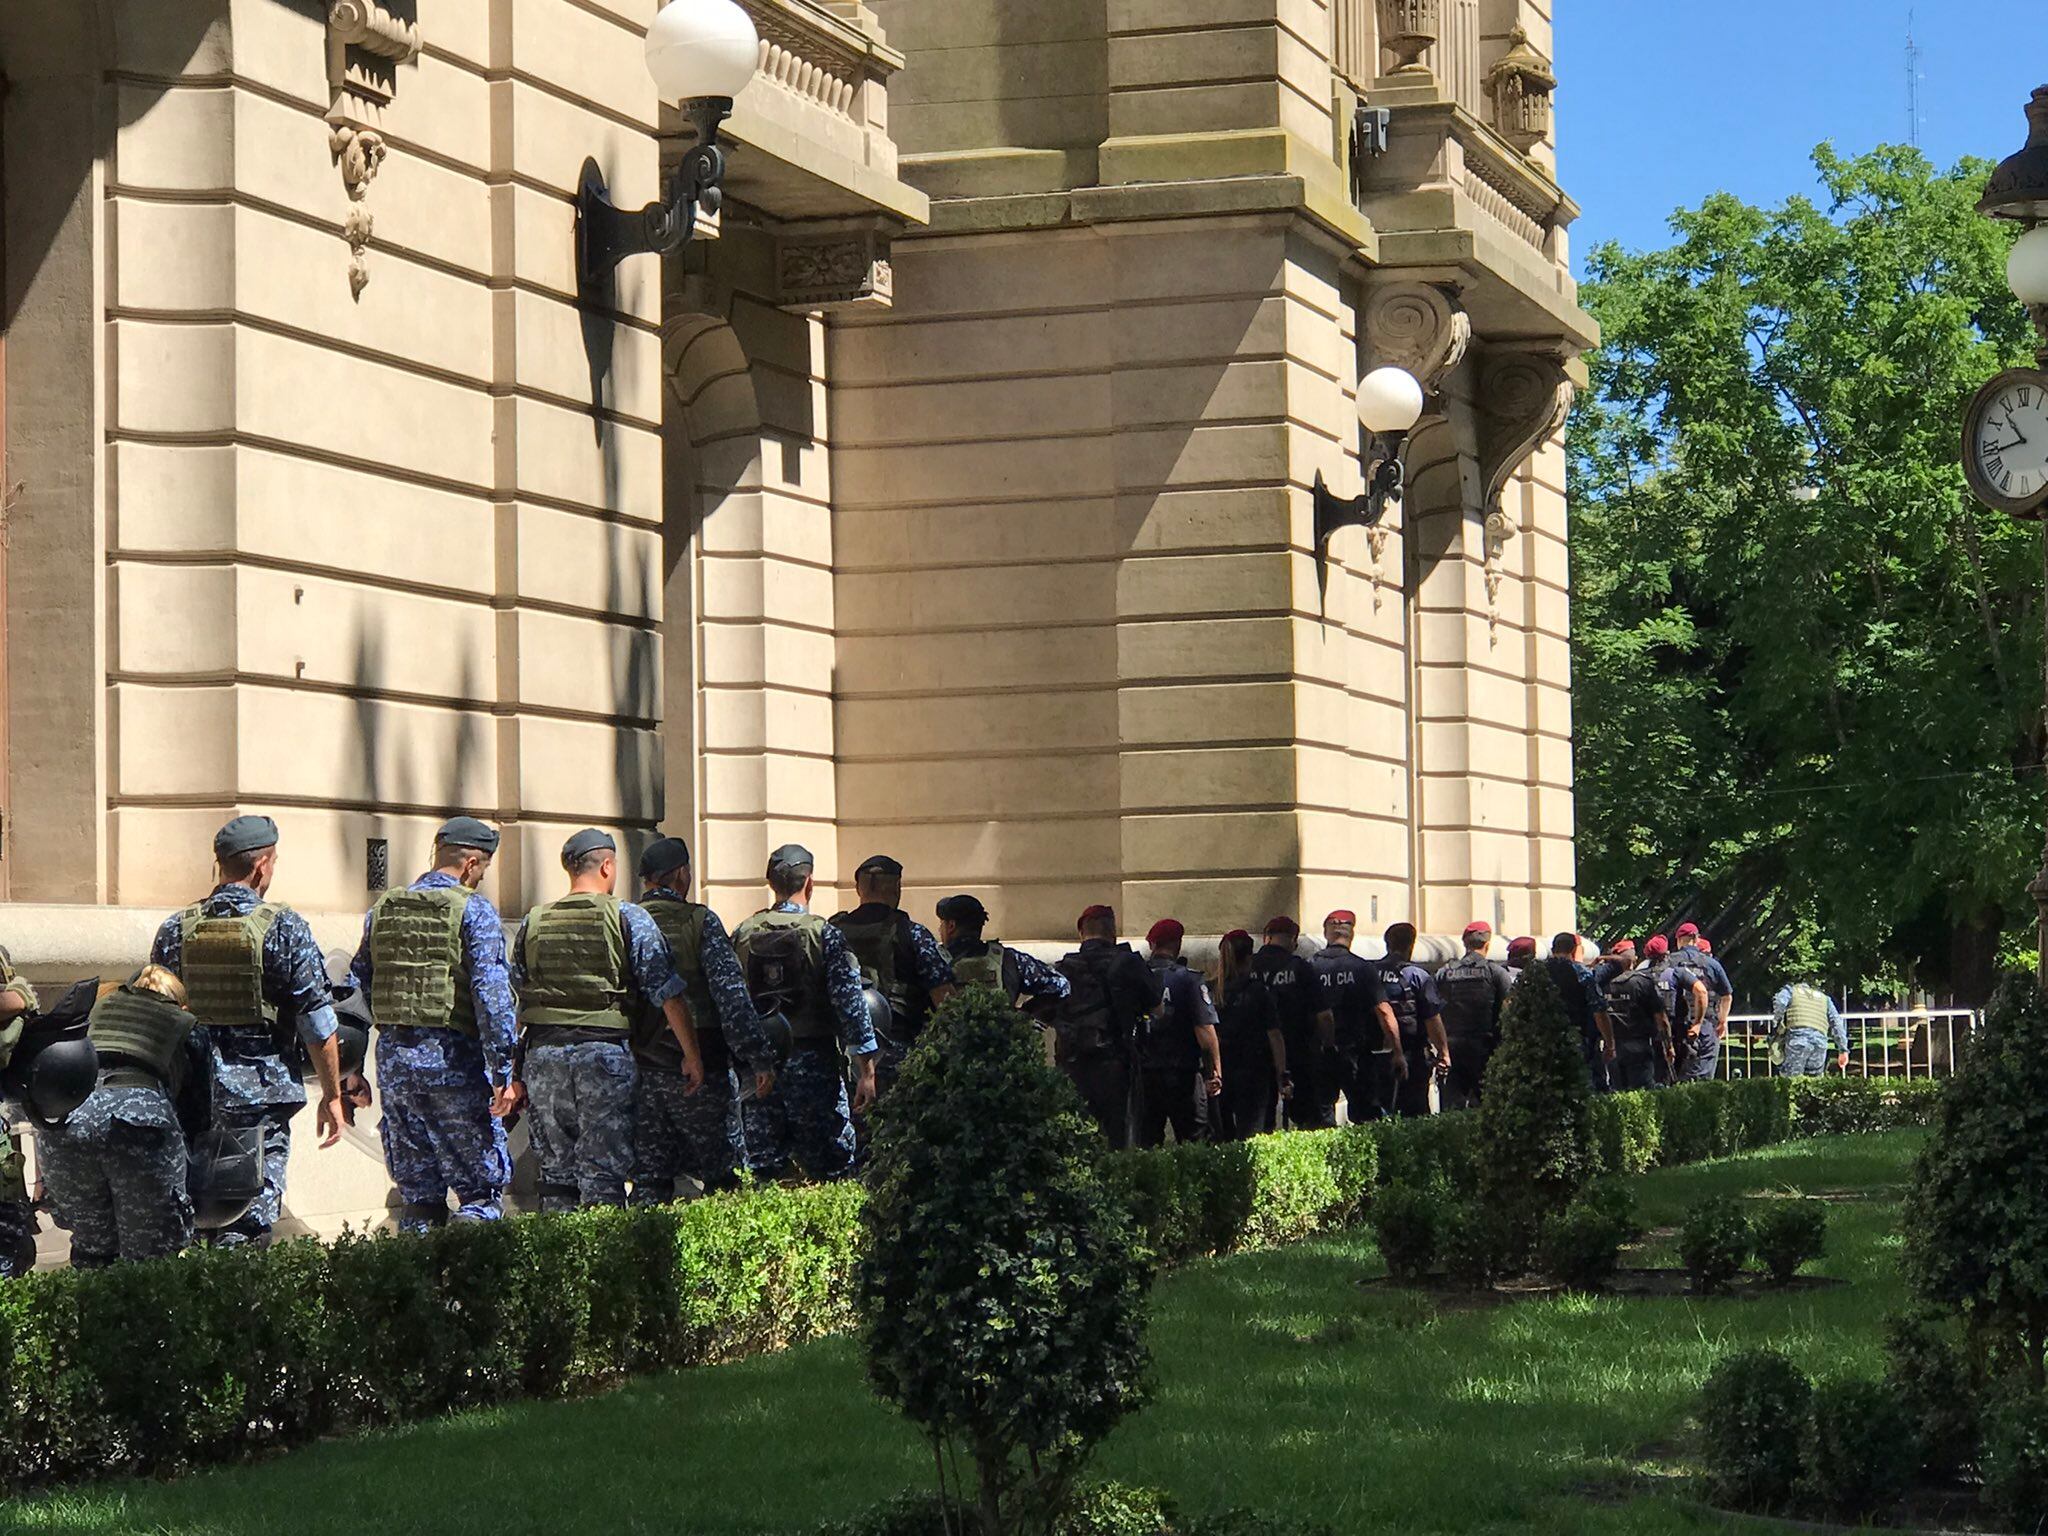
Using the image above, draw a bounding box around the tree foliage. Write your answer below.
[859,987,1153,1536]
[1476,962,1597,1259]
[1569,145,2039,994]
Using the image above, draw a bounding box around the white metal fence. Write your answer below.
[1713,1008,1981,1080]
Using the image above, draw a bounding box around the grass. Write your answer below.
[0,1131,1923,1536]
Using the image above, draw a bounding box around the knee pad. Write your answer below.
[401,1201,450,1231]
[628,1179,677,1207]
[0,1232,36,1277]
[536,1182,580,1213]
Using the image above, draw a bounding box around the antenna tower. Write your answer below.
[1906,4,1922,147]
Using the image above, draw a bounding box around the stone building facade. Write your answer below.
[0,0,1591,1230]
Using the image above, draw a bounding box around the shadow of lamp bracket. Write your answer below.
[1315,366,1425,600]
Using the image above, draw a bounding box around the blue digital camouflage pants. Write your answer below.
[1781,1031,1831,1077]
[39,1084,194,1266]
[377,1028,509,1233]
[0,1126,37,1275]
[744,1044,856,1181]
[524,1039,637,1209]
[630,1062,743,1203]
[209,1033,305,1247]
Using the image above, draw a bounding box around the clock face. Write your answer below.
[1966,370,2048,514]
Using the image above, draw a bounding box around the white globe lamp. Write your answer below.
[645,0,760,104]
[2010,222,2048,309]
[1356,366,1426,435]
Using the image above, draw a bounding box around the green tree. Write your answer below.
[858,988,1152,1536]
[1569,145,2038,994]
[1476,963,1596,1264]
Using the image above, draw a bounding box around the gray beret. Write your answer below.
[766,843,814,878]
[561,828,617,865]
[638,836,691,880]
[436,816,500,855]
[214,815,279,859]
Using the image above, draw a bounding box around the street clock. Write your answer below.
[1963,368,2048,518]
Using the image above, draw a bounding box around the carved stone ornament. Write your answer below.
[324,0,421,299]
[1364,281,1471,394]
[1474,347,1573,636]
[1485,26,1556,154]
[1376,0,1441,75]
[777,228,894,312]
[1365,522,1393,611]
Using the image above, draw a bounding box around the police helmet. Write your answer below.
[14,1035,99,1128]
[753,1009,793,1071]
[187,1125,265,1231]
[325,985,373,1076]
[860,985,894,1048]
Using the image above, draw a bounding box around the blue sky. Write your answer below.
[1556,0,2046,270]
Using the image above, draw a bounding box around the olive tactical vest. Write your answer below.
[637,897,717,1065]
[950,940,1007,995]
[179,903,282,1029]
[734,909,833,1039]
[367,886,477,1034]
[518,893,632,1031]
[88,984,198,1081]
[1782,984,1831,1037]
[832,910,917,1025]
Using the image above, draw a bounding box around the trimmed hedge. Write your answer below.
[0,1076,1937,1493]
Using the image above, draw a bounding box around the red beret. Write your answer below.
[1325,910,1356,926]
[1676,921,1700,939]
[1696,937,1714,955]
[1264,915,1300,937]
[1644,934,1670,957]
[1077,904,1115,926]
[1507,936,1537,958]
[1610,939,1638,957]
[1146,918,1185,948]
[1221,928,1251,946]
[1464,920,1492,938]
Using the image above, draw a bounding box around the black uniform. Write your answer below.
[1604,967,1668,1090]
[1376,958,1443,1118]
[1433,951,1512,1110]
[1135,958,1213,1148]
[1545,954,1607,1094]
[1252,942,1333,1129]
[1051,939,1160,1149]
[1312,944,1392,1122]
[1211,973,1281,1140]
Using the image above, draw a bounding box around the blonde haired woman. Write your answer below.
[38,965,210,1266]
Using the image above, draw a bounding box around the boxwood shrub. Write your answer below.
[0,1075,1936,1494]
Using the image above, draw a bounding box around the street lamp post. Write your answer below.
[576,0,760,289]
[1975,85,2048,989]
[1313,365,1427,549]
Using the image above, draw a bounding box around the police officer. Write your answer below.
[1543,933,1608,1093]
[1051,905,1160,1150]
[1772,978,1849,1076]
[37,966,213,1266]
[631,836,771,1201]
[1209,929,1285,1140]
[1645,934,1708,1083]
[1674,923,1733,1082]
[1377,923,1449,1118]
[150,815,347,1248]
[934,895,1070,1009]
[1312,911,1402,1122]
[1435,921,1513,1111]
[1507,936,1538,972]
[732,845,876,1181]
[1601,948,1674,1090]
[1252,917,1339,1129]
[831,855,956,1094]
[344,816,519,1233]
[512,829,703,1210]
[1134,919,1223,1148]
[0,947,41,1275]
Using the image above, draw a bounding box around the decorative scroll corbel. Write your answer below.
[1474,347,1573,637]
[325,0,421,299]
[1364,281,1471,395]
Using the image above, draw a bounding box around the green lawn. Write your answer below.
[1,1132,1923,1536]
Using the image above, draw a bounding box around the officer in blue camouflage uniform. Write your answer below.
[150,815,347,1248]
[631,836,772,1202]
[1673,924,1733,1082]
[512,828,703,1210]
[1377,923,1450,1118]
[38,966,213,1266]
[0,947,42,1276]
[1772,979,1849,1076]
[935,894,1070,1008]
[733,844,876,1181]
[344,816,520,1233]
[830,854,956,1095]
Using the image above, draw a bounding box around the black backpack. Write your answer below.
[1053,952,1120,1058]
[744,926,817,1022]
